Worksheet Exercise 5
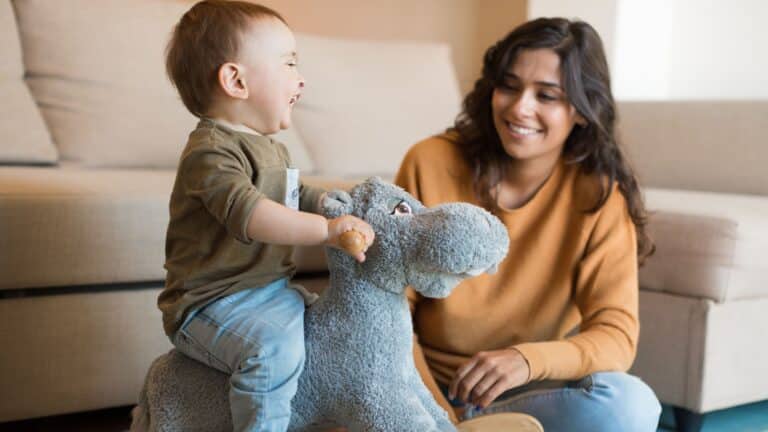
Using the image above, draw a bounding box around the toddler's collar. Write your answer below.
[207,118,264,137]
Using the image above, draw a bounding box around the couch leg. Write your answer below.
[673,407,705,432]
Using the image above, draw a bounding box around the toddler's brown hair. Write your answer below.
[166,0,285,117]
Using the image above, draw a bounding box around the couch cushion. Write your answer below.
[11,0,193,167]
[11,0,315,172]
[292,34,462,178]
[631,290,768,412]
[0,273,328,422]
[0,165,174,289]
[0,167,358,290]
[640,188,768,302]
[0,286,172,421]
[0,1,57,164]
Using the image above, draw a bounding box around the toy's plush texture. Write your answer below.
[131,177,509,432]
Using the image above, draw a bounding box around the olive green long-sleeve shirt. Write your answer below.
[160,119,324,336]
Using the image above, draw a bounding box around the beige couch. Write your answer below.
[620,102,768,431]
[1,1,766,430]
[0,0,461,422]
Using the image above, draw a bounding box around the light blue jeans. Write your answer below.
[445,372,661,431]
[172,278,305,432]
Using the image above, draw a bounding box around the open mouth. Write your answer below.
[505,121,542,136]
[289,93,301,106]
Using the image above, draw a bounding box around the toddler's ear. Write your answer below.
[322,190,353,218]
[218,62,248,100]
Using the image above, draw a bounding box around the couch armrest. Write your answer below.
[640,188,768,303]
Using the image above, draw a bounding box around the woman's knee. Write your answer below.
[588,372,661,432]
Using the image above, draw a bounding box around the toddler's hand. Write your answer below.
[327,215,375,262]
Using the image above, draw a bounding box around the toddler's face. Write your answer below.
[238,18,304,134]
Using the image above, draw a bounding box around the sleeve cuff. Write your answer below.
[231,188,265,244]
[511,342,545,383]
[300,184,327,214]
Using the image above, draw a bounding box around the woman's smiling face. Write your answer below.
[491,48,581,163]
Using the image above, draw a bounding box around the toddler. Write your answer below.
[160,2,374,431]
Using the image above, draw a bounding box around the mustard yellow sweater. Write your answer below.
[395,135,639,390]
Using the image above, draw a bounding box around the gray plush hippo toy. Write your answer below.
[131,177,514,432]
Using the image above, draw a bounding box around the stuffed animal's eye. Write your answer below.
[392,201,412,215]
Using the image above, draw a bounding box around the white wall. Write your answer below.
[665,0,768,100]
[615,0,768,100]
[612,0,673,100]
[529,0,768,100]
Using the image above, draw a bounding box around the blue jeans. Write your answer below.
[172,278,306,432]
[444,372,661,432]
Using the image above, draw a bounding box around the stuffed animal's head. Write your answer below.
[322,177,508,298]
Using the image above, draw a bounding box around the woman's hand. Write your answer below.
[449,348,530,409]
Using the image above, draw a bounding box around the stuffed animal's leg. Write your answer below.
[410,373,458,431]
[129,378,152,432]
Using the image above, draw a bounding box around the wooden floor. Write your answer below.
[0,406,133,432]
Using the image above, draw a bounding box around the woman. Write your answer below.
[395,18,661,432]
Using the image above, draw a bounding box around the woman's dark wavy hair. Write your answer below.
[451,17,654,262]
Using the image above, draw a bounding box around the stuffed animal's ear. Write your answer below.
[322,190,354,218]
[365,176,384,185]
